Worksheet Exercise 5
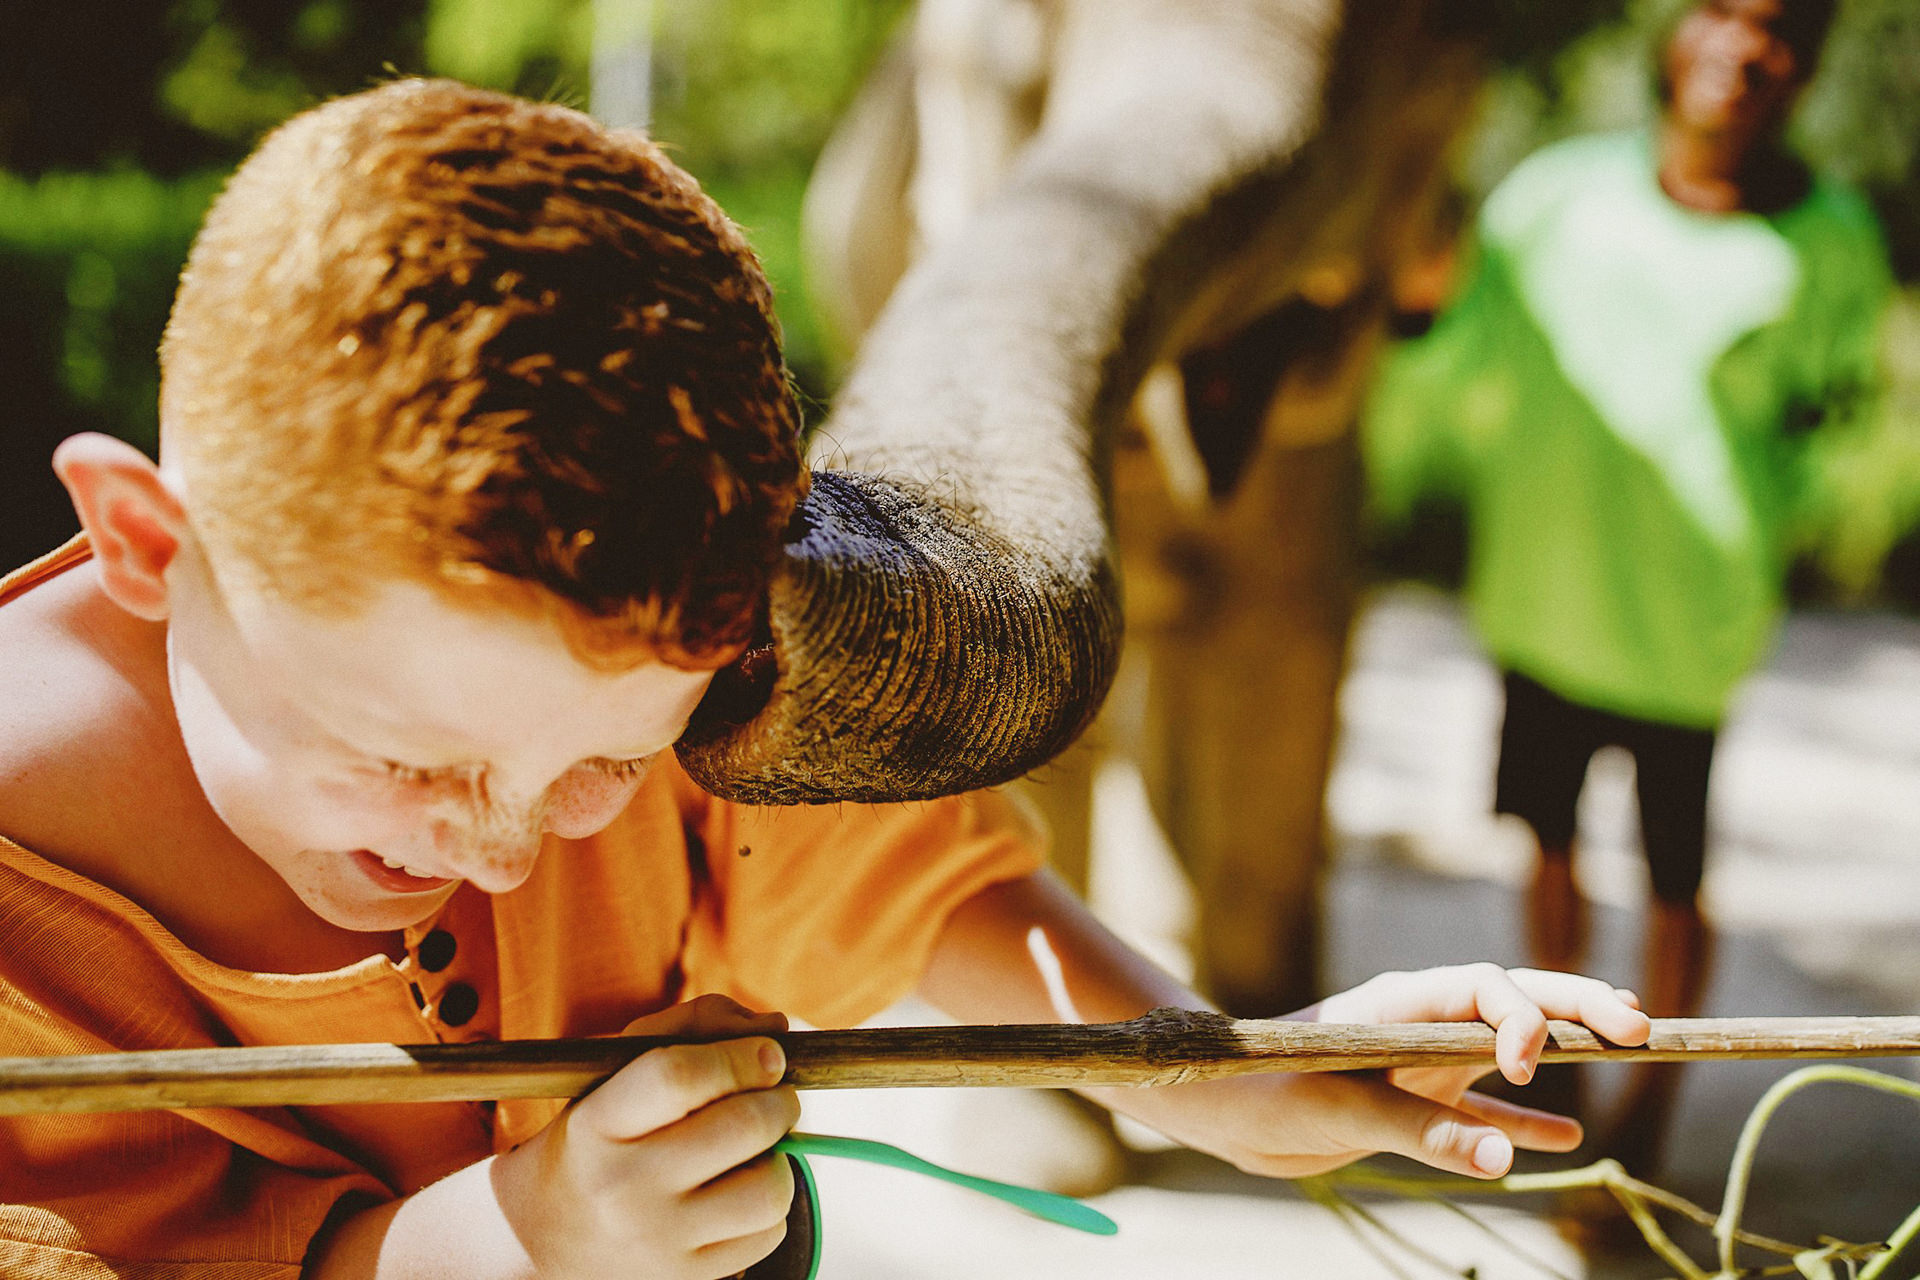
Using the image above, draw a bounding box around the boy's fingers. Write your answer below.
[1359,1076,1540,1177]
[1457,968,1551,1085]
[1506,969,1653,1046]
[1451,1089,1583,1153]
[693,1221,792,1280]
[579,1037,787,1142]
[1482,971,1652,1081]
[683,1152,797,1248]
[650,1087,803,1189]
[1344,966,1651,1046]
[620,995,790,1041]
[1336,963,1534,1024]
[1397,965,1651,1076]
[1374,963,1546,1085]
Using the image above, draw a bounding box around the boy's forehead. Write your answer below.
[216,568,708,762]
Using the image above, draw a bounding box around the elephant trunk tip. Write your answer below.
[675,468,1123,805]
[686,642,780,736]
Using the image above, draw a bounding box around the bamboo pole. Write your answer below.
[2,1010,1918,1116]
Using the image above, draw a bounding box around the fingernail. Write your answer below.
[1473,1133,1512,1175]
[759,1040,787,1080]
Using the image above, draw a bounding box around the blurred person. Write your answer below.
[1365,0,1895,1174]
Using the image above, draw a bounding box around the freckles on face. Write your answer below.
[326,750,660,859]
[167,562,714,927]
[542,762,655,839]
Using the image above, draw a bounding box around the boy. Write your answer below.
[0,80,1647,1278]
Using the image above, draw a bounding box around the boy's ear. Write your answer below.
[52,433,189,622]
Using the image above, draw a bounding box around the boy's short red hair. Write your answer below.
[161,79,805,668]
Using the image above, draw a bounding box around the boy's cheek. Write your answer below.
[187,747,410,865]
[300,778,433,847]
[171,666,354,848]
[542,771,648,839]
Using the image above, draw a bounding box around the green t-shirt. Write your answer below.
[1365,130,1892,726]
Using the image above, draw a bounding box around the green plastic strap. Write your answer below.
[787,1149,823,1280]
[774,1131,1119,1237]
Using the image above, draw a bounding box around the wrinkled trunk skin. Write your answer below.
[675,470,1120,803]
[677,0,1478,805]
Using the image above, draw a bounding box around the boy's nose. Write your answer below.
[432,818,544,894]
[424,766,645,891]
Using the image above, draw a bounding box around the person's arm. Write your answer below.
[1361,235,1499,526]
[917,870,1650,1179]
[304,997,799,1280]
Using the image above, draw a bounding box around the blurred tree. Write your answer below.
[423,0,591,103]
[0,169,218,568]
[651,0,910,174]
[647,0,912,389]
[1795,0,1920,278]
[0,0,429,567]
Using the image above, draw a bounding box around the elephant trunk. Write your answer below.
[675,470,1120,803]
[678,0,1342,804]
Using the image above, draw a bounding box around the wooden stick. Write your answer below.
[3,1011,1918,1116]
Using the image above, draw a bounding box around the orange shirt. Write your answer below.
[0,541,1046,1277]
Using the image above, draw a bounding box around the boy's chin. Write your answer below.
[303,880,459,934]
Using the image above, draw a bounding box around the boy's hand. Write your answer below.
[1097,965,1649,1181]
[491,994,800,1280]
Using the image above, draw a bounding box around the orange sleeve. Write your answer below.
[680,789,1048,1028]
[0,1111,386,1279]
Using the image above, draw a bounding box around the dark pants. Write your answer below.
[1494,669,1717,904]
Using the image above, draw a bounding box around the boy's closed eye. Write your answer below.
[372,755,657,790]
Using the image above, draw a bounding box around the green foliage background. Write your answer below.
[0,0,907,568]
[0,0,1913,597]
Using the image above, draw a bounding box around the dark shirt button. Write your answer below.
[418,929,457,973]
[438,982,481,1027]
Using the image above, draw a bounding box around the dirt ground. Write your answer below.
[795,584,1920,1278]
